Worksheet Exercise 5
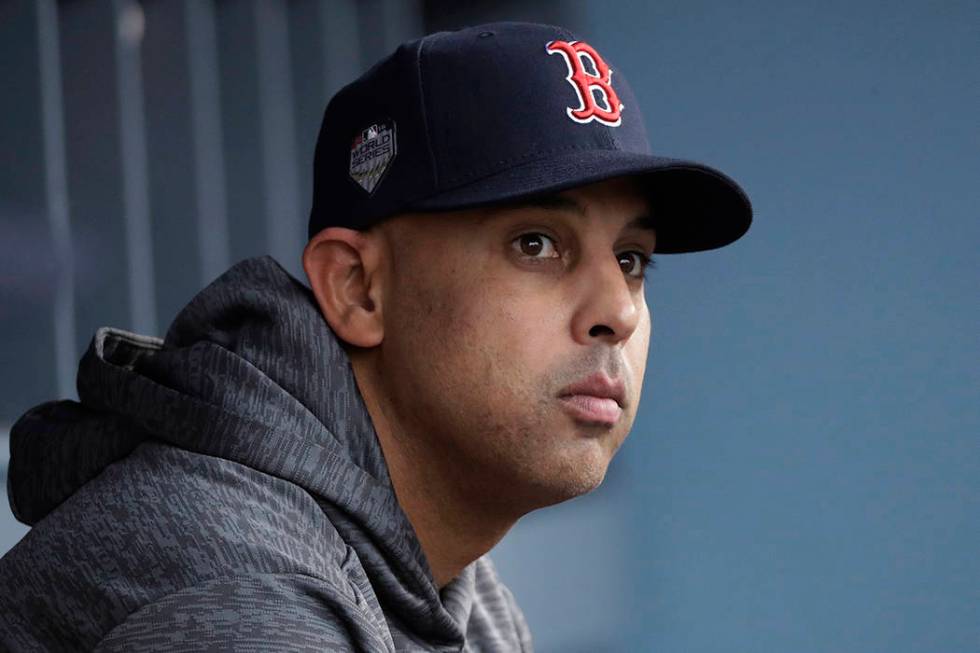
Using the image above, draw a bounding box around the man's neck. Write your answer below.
[349,354,516,589]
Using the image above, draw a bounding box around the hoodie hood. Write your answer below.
[7,255,480,644]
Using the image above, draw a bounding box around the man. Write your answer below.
[0,21,751,651]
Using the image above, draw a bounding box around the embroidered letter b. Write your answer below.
[546,40,624,127]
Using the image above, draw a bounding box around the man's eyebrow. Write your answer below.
[623,213,657,235]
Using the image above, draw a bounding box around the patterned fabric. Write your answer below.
[0,256,533,652]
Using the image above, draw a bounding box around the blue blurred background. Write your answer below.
[1,1,977,651]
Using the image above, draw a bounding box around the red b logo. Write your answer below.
[546,40,624,127]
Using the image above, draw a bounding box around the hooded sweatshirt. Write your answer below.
[0,256,533,652]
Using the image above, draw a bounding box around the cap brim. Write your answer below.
[408,150,752,254]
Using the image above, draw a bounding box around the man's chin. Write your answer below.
[518,451,611,511]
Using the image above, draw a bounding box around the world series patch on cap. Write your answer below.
[309,21,753,254]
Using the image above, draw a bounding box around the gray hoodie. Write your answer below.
[0,256,533,652]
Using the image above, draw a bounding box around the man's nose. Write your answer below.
[570,255,642,346]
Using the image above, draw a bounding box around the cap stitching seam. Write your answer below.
[441,142,623,187]
[415,37,439,190]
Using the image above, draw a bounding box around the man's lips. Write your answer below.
[557,373,626,425]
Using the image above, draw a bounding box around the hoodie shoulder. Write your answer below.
[0,440,383,650]
[92,573,394,653]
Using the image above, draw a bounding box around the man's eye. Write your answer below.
[619,251,656,279]
[512,233,560,259]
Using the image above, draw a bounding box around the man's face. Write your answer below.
[371,176,654,513]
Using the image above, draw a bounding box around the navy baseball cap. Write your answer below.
[309,21,752,254]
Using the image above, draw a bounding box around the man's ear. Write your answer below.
[302,227,386,348]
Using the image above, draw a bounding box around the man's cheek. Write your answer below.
[627,313,652,390]
[635,304,652,353]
